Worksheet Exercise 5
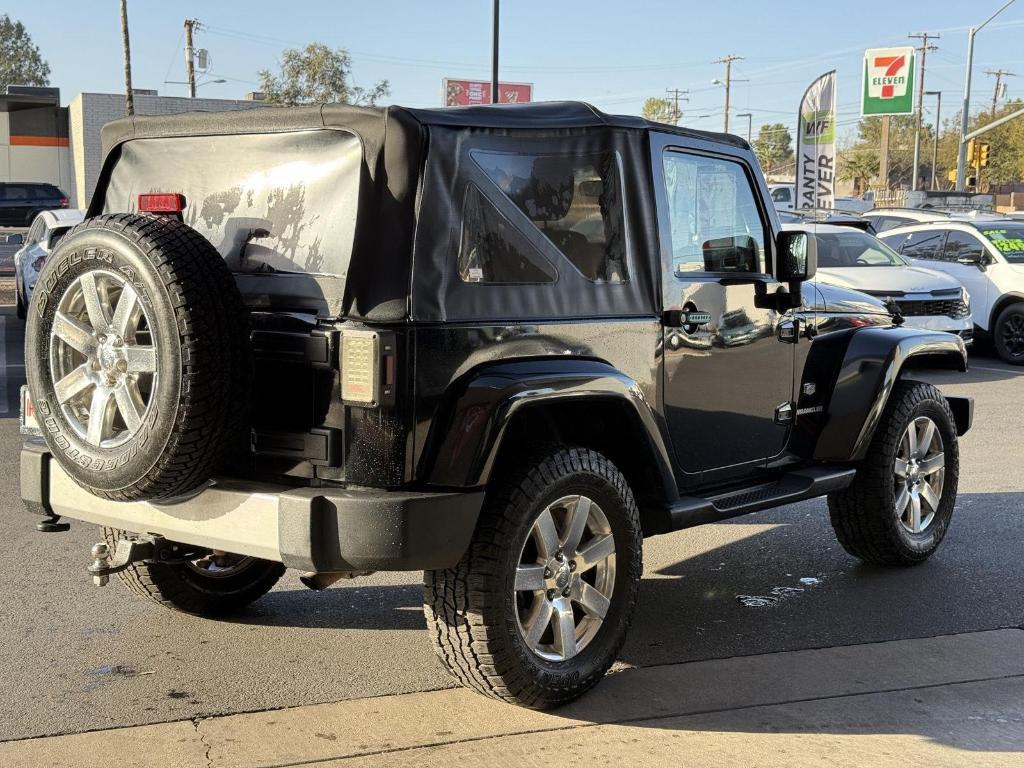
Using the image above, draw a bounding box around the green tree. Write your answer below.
[838,148,879,196]
[0,14,50,90]
[752,123,794,175]
[642,96,677,125]
[258,43,389,106]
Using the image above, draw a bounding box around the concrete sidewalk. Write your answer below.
[3,629,1022,767]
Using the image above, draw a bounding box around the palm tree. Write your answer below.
[120,0,134,115]
[839,149,879,196]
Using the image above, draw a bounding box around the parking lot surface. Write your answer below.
[0,300,1021,748]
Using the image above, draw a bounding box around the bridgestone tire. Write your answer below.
[424,447,642,709]
[103,528,285,617]
[25,214,250,501]
[993,303,1024,366]
[827,380,959,566]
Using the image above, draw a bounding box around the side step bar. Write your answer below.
[667,466,857,531]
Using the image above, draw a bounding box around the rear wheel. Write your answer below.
[828,381,959,565]
[103,528,284,617]
[994,303,1024,365]
[424,447,642,709]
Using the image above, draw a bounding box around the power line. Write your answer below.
[908,32,940,191]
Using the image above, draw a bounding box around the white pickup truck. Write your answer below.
[768,184,872,214]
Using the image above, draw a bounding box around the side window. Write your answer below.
[470,150,628,283]
[942,231,985,263]
[459,184,556,284]
[662,151,765,274]
[3,185,29,201]
[771,187,791,203]
[899,230,946,260]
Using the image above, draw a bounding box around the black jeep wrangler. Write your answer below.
[20,102,972,709]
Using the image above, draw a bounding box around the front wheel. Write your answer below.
[994,303,1024,365]
[424,447,642,709]
[827,381,959,565]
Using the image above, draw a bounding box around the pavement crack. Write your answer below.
[193,717,213,768]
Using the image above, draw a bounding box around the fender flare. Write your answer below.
[989,292,1024,332]
[419,358,678,500]
[813,327,968,462]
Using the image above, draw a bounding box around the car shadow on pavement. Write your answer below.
[231,581,427,631]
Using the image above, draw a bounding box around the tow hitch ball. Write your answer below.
[87,536,187,586]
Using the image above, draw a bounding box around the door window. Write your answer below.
[771,187,791,203]
[892,230,946,260]
[942,231,986,263]
[662,152,765,275]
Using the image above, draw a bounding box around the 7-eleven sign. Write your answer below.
[862,46,916,115]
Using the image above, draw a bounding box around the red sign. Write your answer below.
[443,79,533,106]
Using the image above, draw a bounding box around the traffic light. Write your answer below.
[967,139,976,163]
[947,169,958,183]
[979,142,991,167]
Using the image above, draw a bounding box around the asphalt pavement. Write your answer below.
[0,302,1021,750]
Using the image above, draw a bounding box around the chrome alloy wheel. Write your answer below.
[894,416,945,535]
[49,270,158,448]
[514,494,616,662]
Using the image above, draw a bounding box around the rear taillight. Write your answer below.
[339,330,396,407]
[341,330,379,405]
[59,197,69,208]
[138,193,186,214]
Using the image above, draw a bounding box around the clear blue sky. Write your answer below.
[7,0,1024,143]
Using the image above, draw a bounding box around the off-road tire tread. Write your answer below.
[828,380,959,565]
[102,528,285,616]
[423,447,642,709]
[40,213,250,501]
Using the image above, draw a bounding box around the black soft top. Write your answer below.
[99,101,748,156]
[95,102,749,322]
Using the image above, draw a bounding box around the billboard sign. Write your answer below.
[796,70,837,210]
[443,79,533,106]
[862,47,916,115]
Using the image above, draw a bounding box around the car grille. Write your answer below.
[895,298,970,319]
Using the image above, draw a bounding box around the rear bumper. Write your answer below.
[20,443,483,572]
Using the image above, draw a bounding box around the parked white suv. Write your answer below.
[879,220,1024,364]
[13,208,85,319]
[791,224,972,340]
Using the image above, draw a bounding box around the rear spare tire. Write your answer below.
[25,213,250,501]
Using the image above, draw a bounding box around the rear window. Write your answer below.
[467,150,628,283]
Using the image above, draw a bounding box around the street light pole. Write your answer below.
[926,91,941,190]
[957,0,1017,190]
[737,112,752,142]
[491,0,500,104]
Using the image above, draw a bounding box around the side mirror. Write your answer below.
[956,252,985,268]
[776,230,817,283]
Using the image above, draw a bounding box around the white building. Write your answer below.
[2,86,267,209]
[68,90,266,208]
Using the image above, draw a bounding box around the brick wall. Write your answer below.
[67,93,265,208]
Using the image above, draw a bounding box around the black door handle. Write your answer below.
[663,309,711,329]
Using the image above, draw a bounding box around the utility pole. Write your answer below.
[909,32,939,191]
[926,91,941,190]
[120,0,134,115]
[958,1,1018,191]
[879,115,891,190]
[184,18,198,98]
[491,1,500,104]
[665,88,689,125]
[714,55,743,133]
[987,68,1016,114]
